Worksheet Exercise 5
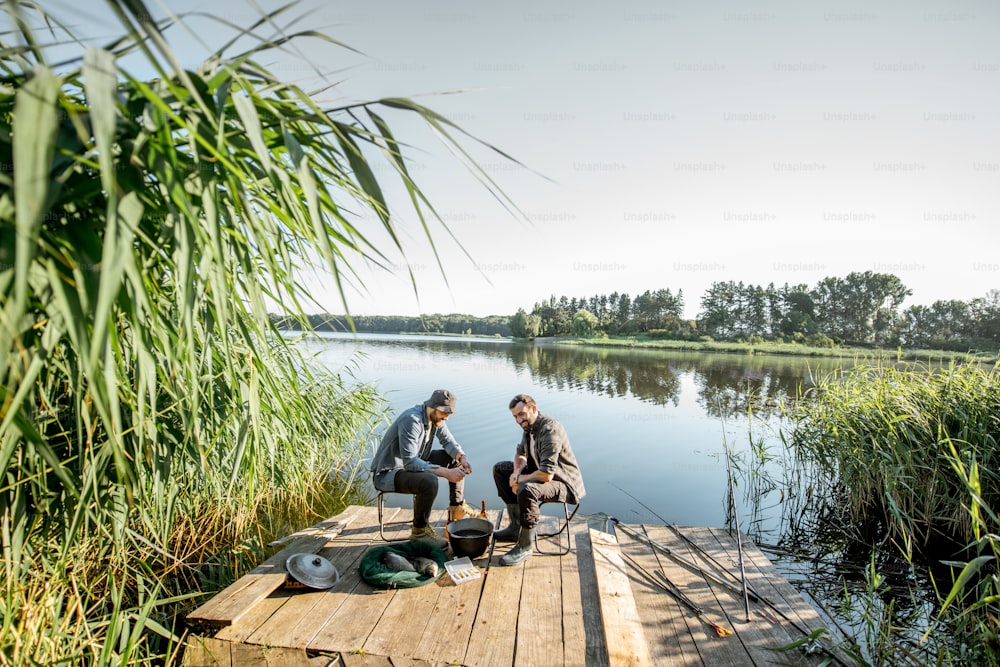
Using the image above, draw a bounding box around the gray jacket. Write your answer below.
[370,403,464,492]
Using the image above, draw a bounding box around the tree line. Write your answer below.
[512,272,1000,350]
[275,313,512,337]
[510,288,685,338]
[278,272,1000,351]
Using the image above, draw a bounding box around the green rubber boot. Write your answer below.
[493,504,520,542]
[499,526,535,566]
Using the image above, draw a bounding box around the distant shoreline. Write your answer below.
[289,329,997,364]
[545,336,997,363]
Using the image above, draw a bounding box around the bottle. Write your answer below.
[479,500,488,518]
[445,514,451,541]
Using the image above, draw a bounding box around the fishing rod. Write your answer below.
[722,431,752,623]
[618,550,732,638]
[609,518,761,604]
[606,495,858,667]
[610,482,765,598]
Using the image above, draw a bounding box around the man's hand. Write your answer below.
[440,466,467,483]
[509,470,524,492]
[458,454,472,475]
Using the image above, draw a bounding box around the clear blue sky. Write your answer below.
[39,0,1000,318]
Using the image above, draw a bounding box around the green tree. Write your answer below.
[968,289,1000,346]
[615,292,632,330]
[510,308,531,337]
[778,284,816,338]
[811,272,910,344]
[572,308,599,337]
[698,281,738,338]
[899,300,975,349]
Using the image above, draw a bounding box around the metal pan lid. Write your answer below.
[286,553,340,589]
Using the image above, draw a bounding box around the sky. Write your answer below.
[37,0,1000,319]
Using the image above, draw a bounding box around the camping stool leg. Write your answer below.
[534,501,580,555]
[378,491,409,542]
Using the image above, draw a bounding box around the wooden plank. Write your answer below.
[309,510,448,654]
[261,646,317,665]
[707,527,822,630]
[305,570,396,653]
[409,508,499,663]
[589,528,654,667]
[616,527,700,666]
[217,507,389,644]
[241,576,338,647]
[181,636,232,667]
[575,523,609,667]
[463,515,525,667]
[358,581,439,658]
[268,515,356,547]
[678,526,803,666]
[229,642,268,666]
[702,527,831,665]
[338,653,392,666]
[339,655,437,667]
[637,525,750,667]
[254,506,388,649]
[187,506,360,627]
[308,655,341,667]
[559,517,587,667]
[513,516,564,666]
[347,512,445,657]
[214,589,296,643]
[244,507,396,648]
[409,573,483,663]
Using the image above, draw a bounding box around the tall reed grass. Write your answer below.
[0,1,518,663]
[786,362,1000,665]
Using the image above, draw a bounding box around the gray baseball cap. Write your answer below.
[425,389,457,413]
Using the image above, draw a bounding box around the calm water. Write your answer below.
[305,332,857,538]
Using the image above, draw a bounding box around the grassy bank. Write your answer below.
[547,335,999,364]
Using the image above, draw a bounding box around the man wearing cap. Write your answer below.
[370,389,476,547]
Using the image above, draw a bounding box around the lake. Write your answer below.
[303,332,858,538]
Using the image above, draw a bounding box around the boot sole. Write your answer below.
[499,551,532,566]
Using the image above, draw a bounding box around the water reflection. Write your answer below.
[310,333,853,421]
[509,342,847,419]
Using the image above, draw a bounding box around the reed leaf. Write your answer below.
[0,0,521,662]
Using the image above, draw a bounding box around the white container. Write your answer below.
[444,556,482,585]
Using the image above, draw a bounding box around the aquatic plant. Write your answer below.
[785,362,1000,664]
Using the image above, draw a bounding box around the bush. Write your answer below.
[805,333,836,348]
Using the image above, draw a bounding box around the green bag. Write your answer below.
[358,540,447,589]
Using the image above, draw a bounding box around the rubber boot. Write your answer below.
[493,504,520,542]
[499,526,535,566]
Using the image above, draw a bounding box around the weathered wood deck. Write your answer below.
[182,504,847,666]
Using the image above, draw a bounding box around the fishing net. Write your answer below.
[358,540,447,589]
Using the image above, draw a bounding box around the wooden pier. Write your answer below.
[183,504,846,666]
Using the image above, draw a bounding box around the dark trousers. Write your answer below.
[492,460,570,529]
[393,450,464,528]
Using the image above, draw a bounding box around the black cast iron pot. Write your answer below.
[448,517,493,559]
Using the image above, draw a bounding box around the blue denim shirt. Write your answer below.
[370,403,463,492]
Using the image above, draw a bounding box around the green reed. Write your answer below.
[786,362,1000,664]
[1,1,518,663]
